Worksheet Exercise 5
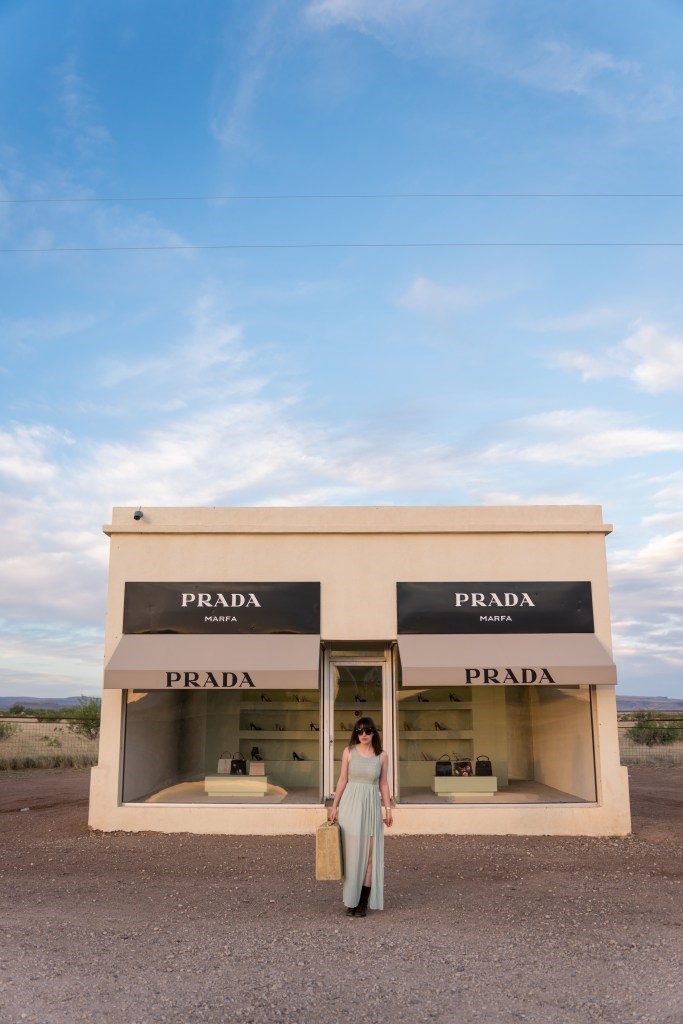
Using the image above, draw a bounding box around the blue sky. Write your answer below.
[1,0,682,699]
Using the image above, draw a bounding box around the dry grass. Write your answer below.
[0,717,98,770]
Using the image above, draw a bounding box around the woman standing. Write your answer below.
[328,717,393,916]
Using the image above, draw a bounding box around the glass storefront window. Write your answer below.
[397,683,596,804]
[122,688,321,804]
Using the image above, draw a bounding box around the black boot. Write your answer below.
[354,885,371,918]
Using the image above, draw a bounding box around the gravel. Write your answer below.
[0,767,681,1024]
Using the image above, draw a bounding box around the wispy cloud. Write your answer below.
[307,0,490,43]
[56,56,112,158]
[0,424,71,483]
[555,320,683,394]
[0,623,104,697]
[651,471,683,510]
[513,39,637,100]
[1,311,102,350]
[481,408,683,465]
[609,527,683,674]
[397,275,501,314]
[306,0,680,119]
[210,2,289,148]
[527,307,624,333]
[2,184,189,255]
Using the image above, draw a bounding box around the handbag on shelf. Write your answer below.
[453,755,473,777]
[475,754,493,777]
[435,754,453,777]
[316,821,343,881]
[217,752,232,774]
[230,751,247,776]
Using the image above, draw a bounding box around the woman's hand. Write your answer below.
[384,811,393,827]
[328,807,337,823]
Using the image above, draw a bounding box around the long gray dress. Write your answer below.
[337,746,384,911]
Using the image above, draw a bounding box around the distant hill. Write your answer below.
[616,695,683,711]
[0,695,86,712]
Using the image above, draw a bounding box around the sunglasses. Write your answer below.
[355,727,374,735]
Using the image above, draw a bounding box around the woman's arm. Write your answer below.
[379,751,393,827]
[328,746,350,822]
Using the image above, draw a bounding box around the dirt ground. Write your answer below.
[1,768,681,1024]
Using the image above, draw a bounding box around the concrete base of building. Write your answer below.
[88,765,632,836]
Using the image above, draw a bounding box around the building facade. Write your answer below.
[89,505,631,835]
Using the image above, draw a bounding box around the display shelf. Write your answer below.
[239,731,320,740]
[238,701,319,711]
[261,757,319,762]
[334,703,381,711]
[399,730,473,740]
[399,702,473,711]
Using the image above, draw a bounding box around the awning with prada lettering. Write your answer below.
[104,634,321,690]
[397,633,617,687]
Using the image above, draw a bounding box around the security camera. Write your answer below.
[133,510,143,521]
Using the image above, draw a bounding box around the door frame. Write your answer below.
[321,643,397,801]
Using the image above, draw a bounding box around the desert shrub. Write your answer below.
[627,720,681,746]
[0,721,17,741]
[66,696,101,740]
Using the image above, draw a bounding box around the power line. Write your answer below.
[2,241,683,253]
[2,192,683,204]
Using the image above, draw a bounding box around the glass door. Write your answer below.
[322,647,395,800]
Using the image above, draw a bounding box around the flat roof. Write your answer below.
[104,505,612,536]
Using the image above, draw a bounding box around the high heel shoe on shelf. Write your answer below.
[310,723,319,731]
[354,695,367,703]
[249,722,262,731]
[434,721,447,731]
[260,694,272,702]
[403,722,415,731]
[274,723,285,731]
[449,693,460,702]
[294,694,308,703]
[417,694,429,703]
[421,751,435,761]
[292,751,305,761]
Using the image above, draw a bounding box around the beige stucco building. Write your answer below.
[89,505,631,836]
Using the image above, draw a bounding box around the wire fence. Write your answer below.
[618,718,683,767]
[1,714,680,770]
[0,716,99,770]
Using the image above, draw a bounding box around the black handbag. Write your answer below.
[475,755,493,777]
[435,754,452,777]
[230,751,247,775]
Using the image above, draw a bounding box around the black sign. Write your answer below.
[397,582,594,634]
[123,582,320,635]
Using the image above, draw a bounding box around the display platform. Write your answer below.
[204,774,269,796]
[431,776,498,800]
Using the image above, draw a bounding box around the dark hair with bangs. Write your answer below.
[347,716,382,755]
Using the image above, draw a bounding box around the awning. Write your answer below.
[104,634,321,690]
[397,633,617,687]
